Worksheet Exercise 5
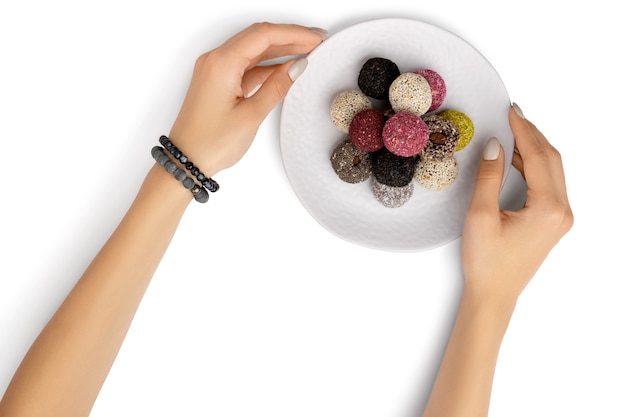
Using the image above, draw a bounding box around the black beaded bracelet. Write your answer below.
[151,146,209,203]
[159,135,219,193]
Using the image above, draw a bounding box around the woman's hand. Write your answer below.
[461,103,574,306]
[424,104,574,417]
[168,22,326,177]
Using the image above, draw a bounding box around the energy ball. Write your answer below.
[414,69,446,112]
[348,109,385,152]
[438,109,475,152]
[358,57,400,100]
[382,112,429,157]
[421,114,460,161]
[330,90,372,133]
[414,156,459,191]
[388,72,432,116]
[371,147,418,187]
[330,139,372,184]
[371,177,414,208]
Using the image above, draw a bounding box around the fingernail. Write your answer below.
[483,137,501,160]
[245,83,261,98]
[288,58,308,82]
[512,102,525,119]
[308,27,328,40]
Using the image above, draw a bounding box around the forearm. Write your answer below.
[0,164,191,417]
[422,289,516,417]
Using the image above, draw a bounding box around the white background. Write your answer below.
[0,1,623,416]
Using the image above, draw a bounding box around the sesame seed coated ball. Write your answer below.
[421,114,460,161]
[388,72,432,116]
[330,139,372,184]
[348,109,385,152]
[414,156,459,191]
[414,69,447,112]
[371,147,419,187]
[358,57,400,100]
[371,177,414,208]
[437,109,475,152]
[382,112,429,157]
[330,90,373,133]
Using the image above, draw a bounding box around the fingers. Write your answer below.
[467,137,505,215]
[508,104,568,199]
[241,58,308,124]
[219,22,325,69]
[241,64,280,97]
[511,149,525,179]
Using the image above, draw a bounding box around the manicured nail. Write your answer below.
[288,58,308,82]
[483,137,501,160]
[512,102,525,119]
[308,27,328,40]
[246,83,261,98]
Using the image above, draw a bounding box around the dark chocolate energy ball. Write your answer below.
[358,57,400,100]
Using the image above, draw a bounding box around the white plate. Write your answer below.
[280,18,513,252]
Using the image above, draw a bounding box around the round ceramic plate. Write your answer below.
[280,18,513,252]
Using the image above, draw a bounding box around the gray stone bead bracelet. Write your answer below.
[151,146,209,203]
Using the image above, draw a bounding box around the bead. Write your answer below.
[158,135,220,197]
[192,185,209,203]
[157,154,169,167]
[164,160,177,173]
[173,168,186,181]
[182,177,195,189]
[151,146,163,159]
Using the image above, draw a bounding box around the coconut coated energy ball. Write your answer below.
[330,90,373,133]
[371,177,414,208]
[388,72,432,116]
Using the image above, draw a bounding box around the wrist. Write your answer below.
[140,163,194,210]
[460,284,518,322]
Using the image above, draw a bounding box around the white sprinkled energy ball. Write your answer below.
[371,177,414,208]
[414,156,459,191]
[388,72,432,116]
[330,90,373,133]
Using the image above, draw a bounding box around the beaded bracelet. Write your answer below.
[159,135,219,193]
[151,146,209,203]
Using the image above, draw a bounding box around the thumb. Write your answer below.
[467,136,505,214]
[243,58,308,124]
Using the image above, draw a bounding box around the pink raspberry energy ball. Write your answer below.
[414,69,447,112]
[349,109,385,152]
[382,112,429,157]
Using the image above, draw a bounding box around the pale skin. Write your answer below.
[0,22,572,417]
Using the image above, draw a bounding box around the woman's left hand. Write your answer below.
[168,22,326,177]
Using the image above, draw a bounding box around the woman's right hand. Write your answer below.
[460,104,574,307]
